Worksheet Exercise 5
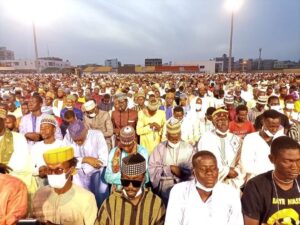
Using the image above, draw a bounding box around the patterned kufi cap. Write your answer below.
[83,100,96,111]
[121,153,146,176]
[257,96,268,105]
[43,146,74,164]
[120,126,136,145]
[167,118,181,134]
[41,114,57,127]
[224,95,234,104]
[116,92,127,101]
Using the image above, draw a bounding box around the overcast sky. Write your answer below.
[0,0,299,66]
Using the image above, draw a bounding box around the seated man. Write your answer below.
[105,126,149,191]
[95,153,165,225]
[165,151,243,225]
[242,136,300,225]
[32,146,97,225]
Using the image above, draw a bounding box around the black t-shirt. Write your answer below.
[242,171,300,225]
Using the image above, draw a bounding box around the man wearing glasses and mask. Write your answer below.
[32,146,97,225]
[96,153,165,225]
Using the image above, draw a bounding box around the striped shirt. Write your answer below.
[95,188,165,225]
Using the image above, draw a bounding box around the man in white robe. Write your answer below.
[197,109,244,189]
[63,120,109,207]
[165,151,243,225]
[149,118,195,206]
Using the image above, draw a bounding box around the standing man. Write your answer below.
[64,120,109,207]
[159,92,175,120]
[95,153,165,225]
[248,95,268,124]
[133,92,146,112]
[137,99,166,154]
[30,115,64,188]
[19,95,63,146]
[165,151,243,225]
[83,100,113,150]
[197,109,243,189]
[149,119,195,206]
[241,110,285,183]
[112,93,138,147]
[229,105,256,139]
[242,136,300,225]
[32,146,97,225]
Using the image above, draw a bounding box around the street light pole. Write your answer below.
[32,22,39,72]
[228,12,234,73]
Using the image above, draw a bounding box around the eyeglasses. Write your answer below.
[121,179,143,188]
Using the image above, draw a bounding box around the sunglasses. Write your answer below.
[121,179,143,188]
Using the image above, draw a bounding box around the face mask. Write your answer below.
[195,104,202,111]
[66,106,73,109]
[47,172,70,189]
[88,112,96,118]
[195,179,214,192]
[270,105,281,112]
[286,103,294,110]
[215,129,228,136]
[168,141,180,149]
[263,128,275,137]
[122,188,143,200]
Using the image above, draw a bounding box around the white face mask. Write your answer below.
[270,105,281,112]
[195,179,214,192]
[195,104,202,111]
[122,188,143,200]
[264,129,274,137]
[286,103,294,110]
[168,141,180,149]
[47,172,70,189]
[215,129,228,136]
[88,112,96,118]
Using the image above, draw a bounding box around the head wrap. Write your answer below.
[120,126,136,145]
[121,153,146,176]
[83,100,96,112]
[41,114,57,127]
[167,118,181,134]
[68,120,87,140]
[43,146,74,164]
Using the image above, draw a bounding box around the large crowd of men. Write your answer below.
[0,72,300,225]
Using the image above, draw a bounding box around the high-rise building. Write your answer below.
[105,58,120,69]
[145,58,162,66]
